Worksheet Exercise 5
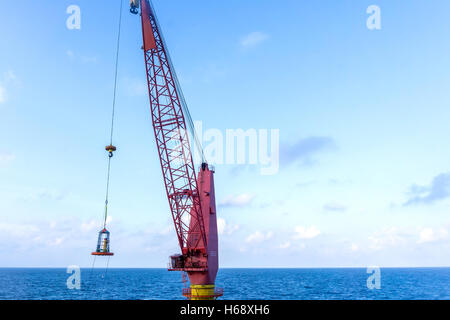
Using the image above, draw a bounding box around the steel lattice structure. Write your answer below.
[140,0,207,252]
[134,0,221,299]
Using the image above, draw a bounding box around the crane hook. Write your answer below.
[105,145,117,158]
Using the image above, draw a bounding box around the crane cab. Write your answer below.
[92,228,114,256]
[130,0,139,14]
[170,254,184,269]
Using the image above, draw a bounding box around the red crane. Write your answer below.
[130,0,222,300]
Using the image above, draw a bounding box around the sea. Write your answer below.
[0,268,449,300]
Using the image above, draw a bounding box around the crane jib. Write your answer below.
[139,0,208,255]
[140,0,157,51]
[136,0,222,299]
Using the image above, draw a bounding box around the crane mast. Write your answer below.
[131,0,221,299]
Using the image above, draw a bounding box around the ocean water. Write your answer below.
[0,268,449,300]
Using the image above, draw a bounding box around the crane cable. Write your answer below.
[149,0,206,164]
[102,0,124,229]
[89,0,123,291]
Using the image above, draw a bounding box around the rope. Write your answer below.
[88,2,122,295]
[86,255,97,291]
[104,256,111,282]
[102,157,112,228]
[109,0,124,146]
[102,0,124,228]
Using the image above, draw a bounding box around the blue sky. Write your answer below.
[1,0,450,268]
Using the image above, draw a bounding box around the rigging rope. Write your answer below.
[103,256,111,281]
[87,255,97,290]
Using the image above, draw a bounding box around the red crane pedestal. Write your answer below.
[168,164,221,299]
[136,0,221,299]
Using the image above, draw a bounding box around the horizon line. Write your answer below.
[1,266,449,269]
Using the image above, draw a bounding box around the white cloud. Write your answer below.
[66,50,97,64]
[418,228,448,244]
[81,220,97,233]
[366,226,449,250]
[48,237,64,246]
[293,226,320,240]
[0,70,19,104]
[245,230,273,244]
[0,217,184,267]
[21,188,65,201]
[219,193,254,207]
[3,70,16,82]
[240,32,269,48]
[159,225,172,235]
[368,227,407,250]
[217,218,239,236]
[0,153,15,164]
[279,241,291,249]
[105,215,113,225]
[66,50,75,59]
[0,222,40,237]
[323,201,347,212]
[217,218,226,235]
[0,85,6,104]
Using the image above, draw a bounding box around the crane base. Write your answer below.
[182,285,223,300]
[168,267,208,272]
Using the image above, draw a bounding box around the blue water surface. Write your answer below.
[0,268,449,300]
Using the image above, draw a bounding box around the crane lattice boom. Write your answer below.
[135,0,221,299]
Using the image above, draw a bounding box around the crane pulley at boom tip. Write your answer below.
[130,0,139,14]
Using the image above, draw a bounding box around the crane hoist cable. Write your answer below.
[148,0,206,164]
[103,0,124,230]
[91,0,124,262]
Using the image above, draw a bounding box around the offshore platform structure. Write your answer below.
[130,0,222,300]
